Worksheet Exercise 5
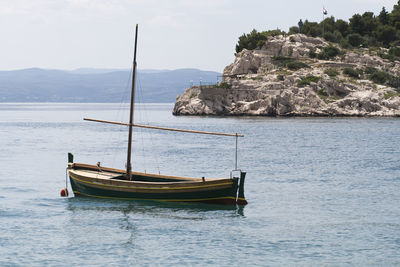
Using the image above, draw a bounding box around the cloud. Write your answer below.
[0,0,129,21]
[0,6,17,16]
[145,13,187,28]
[66,0,126,14]
[178,0,230,9]
[0,1,39,16]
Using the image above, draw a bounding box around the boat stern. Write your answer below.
[236,171,248,205]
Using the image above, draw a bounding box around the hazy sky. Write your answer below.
[0,0,397,72]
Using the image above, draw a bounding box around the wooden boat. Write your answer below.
[66,25,247,205]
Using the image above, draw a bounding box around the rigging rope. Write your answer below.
[136,72,161,174]
[136,73,147,173]
[102,68,132,169]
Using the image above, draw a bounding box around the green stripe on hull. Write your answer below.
[70,176,239,204]
[73,190,237,204]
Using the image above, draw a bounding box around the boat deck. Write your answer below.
[69,164,227,184]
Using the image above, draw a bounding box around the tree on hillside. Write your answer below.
[302,20,322,37]
[335,19,349,36]
[288,26,299,34]
[235,29,267,53]
[349,14,365,35]
[322,16,336,33]
[362,12,378,35]
[348,12,379,46]
[235,29,285,53]
[347,33,364,47]
[376,25,397,46]
[235,1,400,52]
[389,0,400,28]
[379,7,389,25]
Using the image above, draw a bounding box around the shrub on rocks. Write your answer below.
[216,82,232,89]
[343,67,360,78]
[297,76,321,87]
[317,45,341,60]
[272,56,310,70]
[324,68,339,77]
[368,70,400,90]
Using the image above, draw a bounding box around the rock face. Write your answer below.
[173,34,400,116]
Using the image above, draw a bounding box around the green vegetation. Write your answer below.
[324,68,339,77]
[365,66,378,74]
[286,61,310,70]
[215,82,232,89]
[235,29,285,53]
[309,48,317,58]
[277,74,285,81]
[272,56,310,70]
[308,45,343,60]
[275,69,293,77]
[366,68,400,90]
[317,88,344,103]
[317,45,342,60]
[343,67,360,78]
[384,91,400,98]
[317,88,328,97]
[235,1,400,53]
[369,70,390,84]
[379,47,400,61]
[297,76,320,87]
[272,56,292,64]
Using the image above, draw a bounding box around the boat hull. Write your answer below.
[68,163,247,205]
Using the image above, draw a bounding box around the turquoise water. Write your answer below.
[0,103,399,266]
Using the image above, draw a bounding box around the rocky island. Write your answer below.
[173,34,400,116]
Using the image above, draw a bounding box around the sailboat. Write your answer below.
[66,25,247,205]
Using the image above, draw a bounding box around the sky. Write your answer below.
[0,0,397,72]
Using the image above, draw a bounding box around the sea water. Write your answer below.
[0,103,399,266]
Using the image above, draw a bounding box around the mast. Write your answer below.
[126,24,138,180]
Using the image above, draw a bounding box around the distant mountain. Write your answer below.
[0,68,221,102]
[66,68,129,74]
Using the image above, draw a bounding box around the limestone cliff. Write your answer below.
[173,34,400,116]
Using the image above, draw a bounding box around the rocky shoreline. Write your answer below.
[173,34,400,117]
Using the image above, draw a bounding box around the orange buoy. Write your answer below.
[236,198,248,205]
[60,188,69,197]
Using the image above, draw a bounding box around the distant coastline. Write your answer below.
[0,68,220,103]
